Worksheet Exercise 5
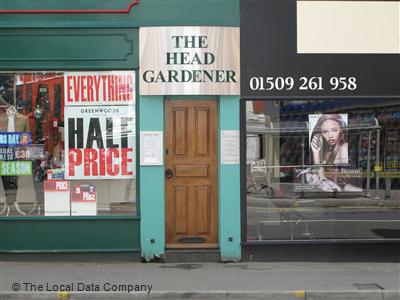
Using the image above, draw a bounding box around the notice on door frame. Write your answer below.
[221,130,240,164]
[140,131,163,166]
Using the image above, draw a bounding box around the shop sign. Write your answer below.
[241,1,400,98]
[140,26,240,95]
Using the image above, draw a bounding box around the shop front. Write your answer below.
[139,26,241,261]
[0,0,240,262]
[240,0,400,260]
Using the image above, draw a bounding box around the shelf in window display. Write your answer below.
[247,121,381,135]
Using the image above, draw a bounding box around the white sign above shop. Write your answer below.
[140,27,240,95]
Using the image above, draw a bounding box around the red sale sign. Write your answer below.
[64,71,136,180]
[64,106,135,179]
[64,71,135,106]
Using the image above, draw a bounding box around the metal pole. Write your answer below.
[375,129,381,199]
[366,131,371,197]
[300,136,305,198]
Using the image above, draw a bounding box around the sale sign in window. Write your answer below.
[64,71,136,180]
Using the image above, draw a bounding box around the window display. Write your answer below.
[0,72,136,217]
[246,99,400,241]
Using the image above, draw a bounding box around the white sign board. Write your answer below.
[221,130,240,164]
[64,105,136,179]
[140,131,163,165]
[44,180,70,216]
[140,26,240,95]
[71,184,97,216]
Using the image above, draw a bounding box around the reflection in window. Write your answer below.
[0,72,137,217]
[246,99,400,241]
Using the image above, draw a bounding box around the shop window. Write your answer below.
[0,72,137,217]
[245,99,400,241]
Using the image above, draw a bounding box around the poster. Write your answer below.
[0,146,40,161]
[44,180,70,216]
[47,169,65,180]
[0,148,14,160]
[0,132,32,146]
[71,183,97,216]
[0,161,32,176]
[64,71,136,180]
[64,105,135,179]
[294,167,363,193]
[309,114,348,165]
[0,132,32,160]
[64,71,135,106]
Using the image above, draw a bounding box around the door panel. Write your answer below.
[174,187,189,234]
[173,109,188,157]
[194,108,210,156]
[165,100,218,248]
[174,165,209,177]
[195,186,210,234]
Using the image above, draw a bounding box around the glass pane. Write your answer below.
[246,99,400,240]
[0,72,137,217]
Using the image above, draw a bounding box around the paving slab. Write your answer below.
[0,261,399,299]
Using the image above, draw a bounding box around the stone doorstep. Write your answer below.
[164,249,221,263]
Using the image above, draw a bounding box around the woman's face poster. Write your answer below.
[309,114,348,165]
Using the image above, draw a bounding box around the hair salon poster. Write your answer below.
[309,114,348,165]
[64,71,136,180]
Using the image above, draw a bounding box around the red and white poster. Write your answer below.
[44,180,70,216]
[64,71,135,106]
[64,105,135,179]
[71,184,97,216]
[64,71,136,180]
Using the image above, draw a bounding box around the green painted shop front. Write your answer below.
[0,0,240,261]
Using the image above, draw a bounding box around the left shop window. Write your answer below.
[0,72,137,217]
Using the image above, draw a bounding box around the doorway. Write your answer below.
[165,100,218,248]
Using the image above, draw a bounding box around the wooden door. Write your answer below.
[165,100,218,248]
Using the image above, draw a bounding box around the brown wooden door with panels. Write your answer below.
[165,100,218,248]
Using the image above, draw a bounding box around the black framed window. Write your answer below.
[0,71,137,217]
[245,99,400,241]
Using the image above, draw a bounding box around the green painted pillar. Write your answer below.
[139,96,165,261]
[219,96,241,261]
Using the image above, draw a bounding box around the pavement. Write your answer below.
[1,261,399,299]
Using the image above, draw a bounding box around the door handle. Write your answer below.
[165,168,174,179]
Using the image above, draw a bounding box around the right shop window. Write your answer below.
[246,99,400,241]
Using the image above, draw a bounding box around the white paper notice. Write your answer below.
[140,131,163,165]
[221,130,240,164]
